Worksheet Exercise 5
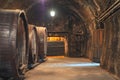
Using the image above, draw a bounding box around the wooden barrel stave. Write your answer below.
[0,9,29,79]
[36,27,47,62]
[28,25,39,68]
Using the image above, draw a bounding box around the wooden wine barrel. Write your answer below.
[36,27,47,62]
[0,9,29,79]
[28,25,39,67]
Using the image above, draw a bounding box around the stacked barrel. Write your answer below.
[0,9,29,79]
[28,25,47,68]
[28,25,39,68]
[36,27,47,62]
[0,9,47,80]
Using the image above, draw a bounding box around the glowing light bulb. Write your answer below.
[50,10,55,17]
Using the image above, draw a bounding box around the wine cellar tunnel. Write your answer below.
[0,0,120,80]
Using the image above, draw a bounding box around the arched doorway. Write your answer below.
[47,36,68,56]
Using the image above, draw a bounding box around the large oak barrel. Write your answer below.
[36,27,47,62]
[28,25,39,67]
[0,9,29,79]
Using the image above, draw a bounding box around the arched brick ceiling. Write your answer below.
[0,0,118,26]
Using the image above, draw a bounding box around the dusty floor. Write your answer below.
[25,56,117,80]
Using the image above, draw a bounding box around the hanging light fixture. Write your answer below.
[50,10,55,17]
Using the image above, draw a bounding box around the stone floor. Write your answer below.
[25,56,117,80]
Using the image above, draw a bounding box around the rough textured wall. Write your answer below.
[100,9,120,78]
[87,28,104,62]
[67,23,88,57]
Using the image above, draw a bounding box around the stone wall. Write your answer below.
[100,9,120,78]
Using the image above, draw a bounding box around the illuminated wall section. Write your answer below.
[47,37,68,56]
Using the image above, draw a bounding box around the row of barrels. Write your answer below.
[0,9,47,80]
